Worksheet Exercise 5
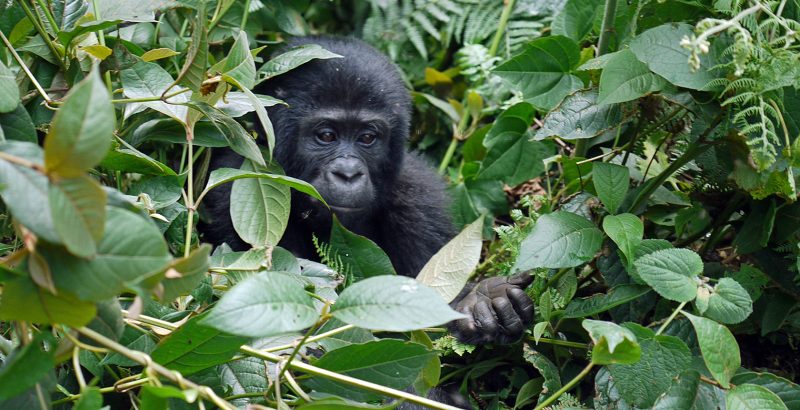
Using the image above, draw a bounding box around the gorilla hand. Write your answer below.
[450,272,534,345]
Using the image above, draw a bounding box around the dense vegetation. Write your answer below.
[1,0,800,408]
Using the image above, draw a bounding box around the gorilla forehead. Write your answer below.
[270,36,411,122]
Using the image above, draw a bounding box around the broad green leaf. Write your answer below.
[562,284,651,318]
[332,276,465,331]
[477,131,554,186]
[161,243,211,302]
[602,213,642,266]
[222,31,256,90]
[95,0,168,22]
[230,160,290,247]
[582,319,641,365]
[416,217,483,302]
[0,60,19,113]
[44,207,172,301]
[608,325,691,407]
[141,47,180,62]
[551,0,603,42]
[53,0,88,31]
[151,313,248,375]
[522,345,561,401]
[634,248,702,302]
[81,45,112,60]
[200,272,318,337]
[131,119,227,147]
[0,275,96,327]
[0,104,37,142]
[49,176,107,258]
[0,334,55,400]
[630,23,719,90]
[101,333,156,367]
[86,299,124,342]
[683,312,740,388]
[534,89,624,141]
[120,61,189,123]
[174,3,208,92]
[203,167,325,205]
[139,385,196,409]
[72,387,102,410]
[651,370,714,410]
[513,211,603,270]
[592,162,629,214]
[215,92,285,118]
[330,216,397,280]
[188,103,265,167]
[99,145,177,176]
[494,36,583,110]
[236,86,276,158]
[727,384,788,410]
[218,357,266,408]
[304,340,433,402]
[731,371,800,409]
[416,92,460,122]
[0,143,60,243]
[257,43,342,82]
[44,67,114,177]
[598,49,667,105]
[698,278,753,324]
[56,20,118,49]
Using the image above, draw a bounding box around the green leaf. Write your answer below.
[593,163,629,215]
[218,357,266,408]
[0,60,19,113]
[99,145,177,176]
[0,142,60,244]
[161,243,211,302]
[683,312,740,388]
[200,272,318,337]
[330,216,396,280]
[304,340,433,402]
[120,61,189,124]
[534,88,624,141]
[0,275,96,327]
[0,334,55,400]
[222,31,256,90]
[727,384,788,410]
[477,102,555,186]
[551,0,603,42]
[522,345,561,401]
[53,0,88,31]
[582,319,641,365]
[44,207,171,301]
[598,49,667,105]
[513,211,603,270]
[230,160,290,247]
[49,176,107,258]
[332,275,465,331]
[174,4,207,92]
[257,43,342,82]
[731,371,800,408]
[562,284,651,318]
[72,387,102,410]
[44,67,114,177]
[602,213,642,266]
[238,86,276,159]
[204,167,325,205]
[634,248,702,302]
[151,313,248,375]
[0,104,37,142]
[494,36,583,110]
[699,277,753,325]
[629,23,719,90]
[141,47,180,62]
[95,0,168,22]
[188,102,265,167]
[416,217,483,302]
[139,385,196,409]
[651,370,708,410]
[608,325,692,407]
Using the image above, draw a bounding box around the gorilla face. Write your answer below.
[291,107,393,223]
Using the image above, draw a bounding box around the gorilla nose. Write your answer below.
[327,157,366,184]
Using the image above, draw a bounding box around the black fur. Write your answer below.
[200,36,454,277]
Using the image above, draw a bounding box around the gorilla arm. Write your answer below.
[379,154,534,345]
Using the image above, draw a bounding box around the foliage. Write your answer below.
[1,0,800,409]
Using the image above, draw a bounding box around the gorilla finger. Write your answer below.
[508,270,534,288]
[492,297,524,336]
[473,300,499,336]
[507,288,535,324]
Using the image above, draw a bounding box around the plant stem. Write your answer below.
[17,0,66,70]
[33,0,59,36]
[76,327,237,410]
[240,0,252,30]
[488,0,516,58]
[0,151,44,171]
[184,137,194,257]
[596,0,619,56]
[263,324,356,353]
[533,362,595,410]
[438,107,471,174]
[656,301,687,335]
[111,88,191,104]
[526,336,589,349]
[0,26,53,104]
[278,311,329,381]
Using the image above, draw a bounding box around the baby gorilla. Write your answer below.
[202,36,533,346]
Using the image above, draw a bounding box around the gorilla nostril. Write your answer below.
[332,170,363,183]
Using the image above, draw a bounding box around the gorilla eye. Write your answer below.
[358,133,377,145]
[316,131,337,143]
